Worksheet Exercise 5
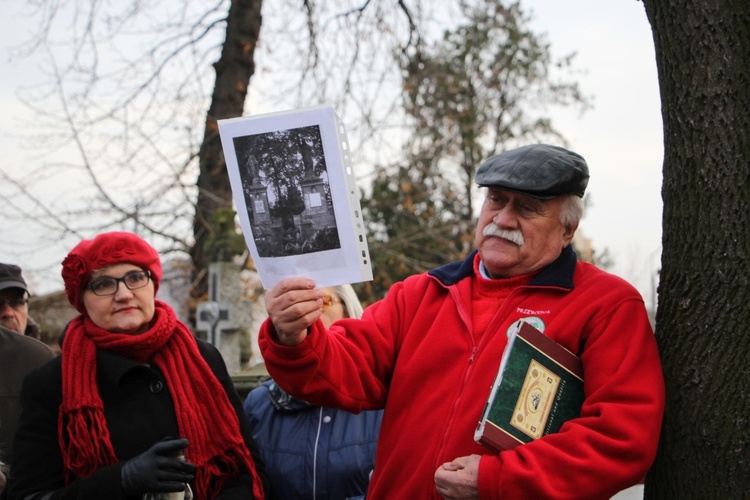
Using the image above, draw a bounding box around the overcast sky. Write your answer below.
[1,0,664,308]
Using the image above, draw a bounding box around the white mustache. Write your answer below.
[482,223,525,246]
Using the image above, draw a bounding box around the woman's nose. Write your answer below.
[112,281,134,300]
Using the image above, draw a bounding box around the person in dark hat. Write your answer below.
[258,144,665,499]
[0,324,54,469]
[0,261,52,484]
[0,264,33,337]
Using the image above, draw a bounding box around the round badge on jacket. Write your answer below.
[506,316,546,338]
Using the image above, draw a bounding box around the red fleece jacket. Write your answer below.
[259,248,664,499]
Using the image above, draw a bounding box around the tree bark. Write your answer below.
[191,0,264,304]
[641,0,750,496]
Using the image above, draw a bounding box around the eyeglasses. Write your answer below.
[87,270,151,296]
[321,295,341,310]
[0,297,29,309]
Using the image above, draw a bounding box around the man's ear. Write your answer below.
[562,223,578,246]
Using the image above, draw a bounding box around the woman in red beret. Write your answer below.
[8,232,267,499]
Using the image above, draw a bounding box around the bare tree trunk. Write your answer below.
[642,0,750,496]
[191,0,264,306]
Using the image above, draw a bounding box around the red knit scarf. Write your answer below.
[59,300,264,499]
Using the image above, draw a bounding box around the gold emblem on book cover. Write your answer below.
[511,360,560,439]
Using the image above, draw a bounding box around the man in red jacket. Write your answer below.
[260,144,665,499]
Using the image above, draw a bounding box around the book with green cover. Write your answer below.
[474,321,584,453]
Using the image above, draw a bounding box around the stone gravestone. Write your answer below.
[196,262,243,374]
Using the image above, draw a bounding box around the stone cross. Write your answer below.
[195,263,241,374]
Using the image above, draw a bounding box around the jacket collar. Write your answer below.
[428,244,577,290]
[97,349,157,389]
[266,379,315,412]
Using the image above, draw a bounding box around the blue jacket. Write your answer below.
[244,379,383,500]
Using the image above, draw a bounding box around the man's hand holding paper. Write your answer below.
[265,277,327,346]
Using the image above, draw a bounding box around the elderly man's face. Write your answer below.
[0,288,29,334]
[475,188,576,278]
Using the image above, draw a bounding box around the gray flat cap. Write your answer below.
[475,144,589,199]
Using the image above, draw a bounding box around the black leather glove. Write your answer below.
[121,438,195,495]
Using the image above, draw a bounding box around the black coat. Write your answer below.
[0,326,55,464]
[7,338,268,500]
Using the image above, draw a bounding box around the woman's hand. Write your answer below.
[121,438,195,495]
[265,278,326,346]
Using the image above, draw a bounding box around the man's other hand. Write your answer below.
[434,454,481,499]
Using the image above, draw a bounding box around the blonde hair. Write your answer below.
[333,284,363,319]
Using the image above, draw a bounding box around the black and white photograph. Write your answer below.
[232,125,341,258]
[219,105,372,289]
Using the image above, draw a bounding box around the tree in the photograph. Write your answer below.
[641,0,750,496]
[235,127,324,229]
[359,0,589,302]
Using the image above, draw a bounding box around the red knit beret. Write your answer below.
[61,231,162,313]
